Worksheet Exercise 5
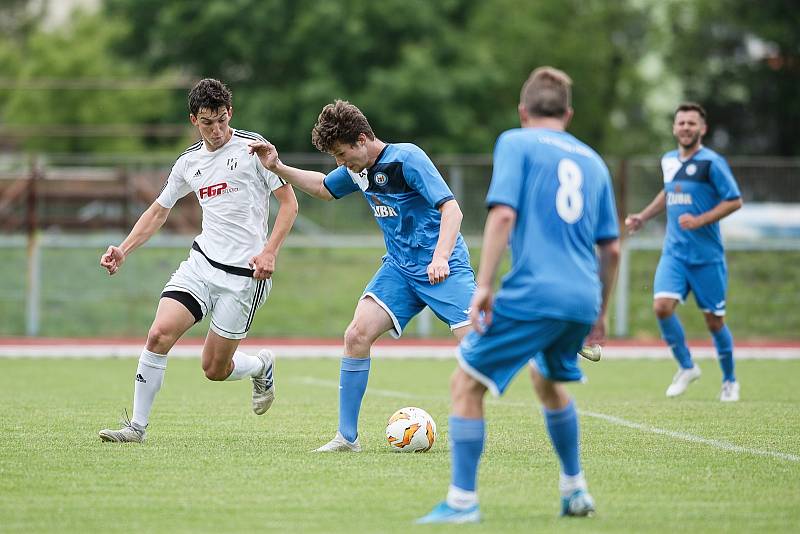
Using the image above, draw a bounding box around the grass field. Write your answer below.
[1,356,798,533]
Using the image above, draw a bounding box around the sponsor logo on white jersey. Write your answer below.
[199,181,240,199]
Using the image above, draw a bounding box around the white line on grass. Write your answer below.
[579,410,800,463]
[293,376,800,463]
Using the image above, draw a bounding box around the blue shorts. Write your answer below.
[457,311,592,396]
[362,259,475,338]
[654,255,727,316]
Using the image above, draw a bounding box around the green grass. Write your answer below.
[620,250,800,339]
[1,245,799,338]
[0,357,798,533]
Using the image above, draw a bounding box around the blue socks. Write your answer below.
[449,416,486,492]
[544,401,581,476]
[658,314,694,369]
[338,357,370,443]
[712,324,736,382]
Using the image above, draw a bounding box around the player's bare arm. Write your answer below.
[427,199,463,285]
[100,201,171,275]
[249,183,298,280]
[248,140,334,201]
[469,204,516,332]
[678,197,743,230]
[585,239,621,346]
[625,190,666,234]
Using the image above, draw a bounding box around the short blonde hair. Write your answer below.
[520,67,572,118]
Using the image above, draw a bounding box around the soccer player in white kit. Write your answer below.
[98,78,298,442]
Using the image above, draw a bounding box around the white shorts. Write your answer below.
[163,249,271,339]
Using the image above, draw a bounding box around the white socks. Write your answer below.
[225,350,264,381]
[447,484,479,510]
[559,471,588,497]
[131,349,167,428]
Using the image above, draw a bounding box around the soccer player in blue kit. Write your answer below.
[417,67,620,524]
[626,103,743,402]
[248,100,476,452]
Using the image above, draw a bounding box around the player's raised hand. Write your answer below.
[426,256,450,285]
[248,140,281,172]
[625,213,645,234]
[469,285,494,334]
[100,245,125,275]
[249,250,276,280]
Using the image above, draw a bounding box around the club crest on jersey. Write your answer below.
[685,163,697,176]
[227,157,238,171]
[199,181,239,199]
[374,172,389,186]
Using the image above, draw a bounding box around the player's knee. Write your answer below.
[343,321,374,352]
[146,324,177,352]
[531,371,568,408]
[705,314,725,332]
[202,361,229,381]
[653,300,674,319]
[450,368,483,399]
[530,368,550,397]
[203,369,227,381]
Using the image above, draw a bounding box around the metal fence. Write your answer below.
[1,152,798,338]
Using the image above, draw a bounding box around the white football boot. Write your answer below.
[252,350,276,415]
[314,431,362,452]
[665,365,702,397]
[719,380,740,402]
[99,412,146,443]
[578,344,602,362]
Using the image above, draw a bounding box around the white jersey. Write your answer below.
[156,129,286,268]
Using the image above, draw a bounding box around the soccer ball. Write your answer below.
[385,406,437,452]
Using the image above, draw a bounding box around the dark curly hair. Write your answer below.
[311,100,375,153]
[188,78,232,116]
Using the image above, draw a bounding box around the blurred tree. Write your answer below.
[104,0,660,155]
[455,0,662,155]
[662,0,800,155]
[0,0,40,39]
[3,0,795,156]
[0,10,183,153]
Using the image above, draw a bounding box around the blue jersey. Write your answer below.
[487,128,619,324]
[323,143,471,276]
[661,147,740,265]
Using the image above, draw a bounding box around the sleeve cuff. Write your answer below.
[486,201,517,211]
[322,179,341,199]
[434,195,455,209]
